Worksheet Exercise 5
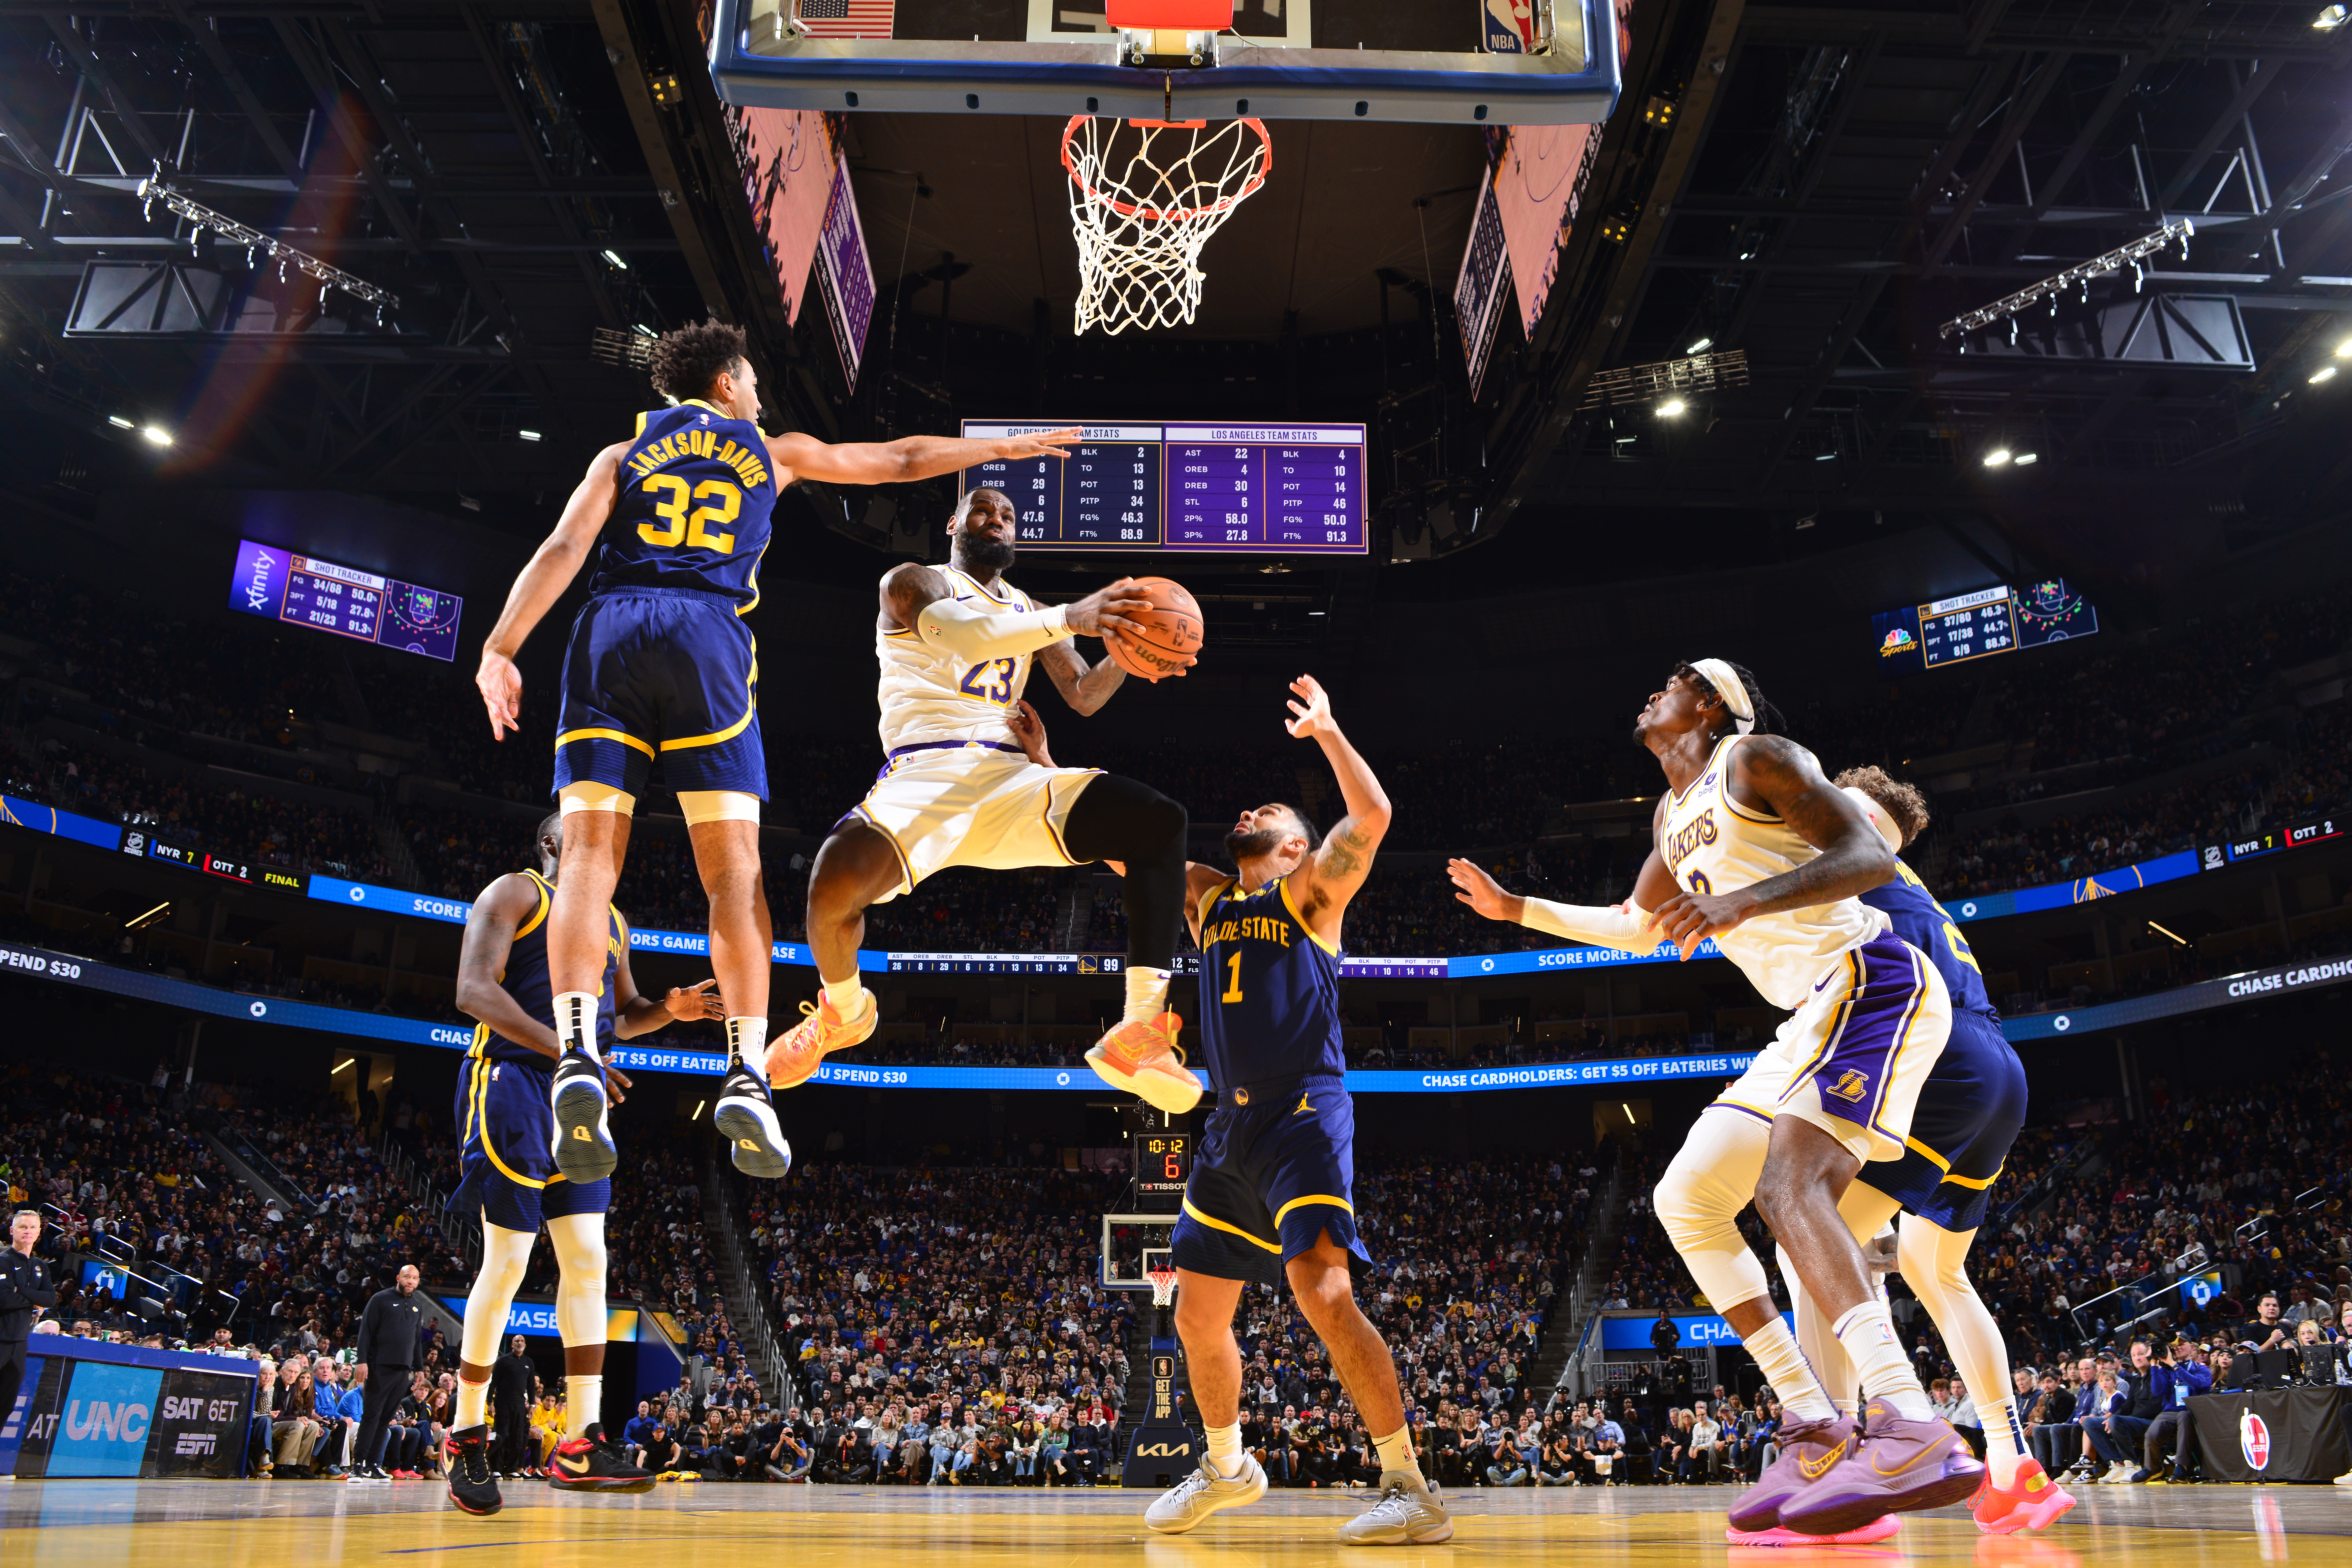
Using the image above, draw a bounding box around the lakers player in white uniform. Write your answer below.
[763,486,1205,1112]
[1448,660,1981,1542]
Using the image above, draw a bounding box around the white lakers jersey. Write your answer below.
[875,566,1056,753]
[1654,733,1889,1010]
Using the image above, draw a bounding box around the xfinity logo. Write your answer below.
[245,547,277,610]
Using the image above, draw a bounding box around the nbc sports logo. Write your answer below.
[2241,1409,2271,1470]
[1879,626,1917,657]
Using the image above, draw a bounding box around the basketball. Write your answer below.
[1104,576,1204,681]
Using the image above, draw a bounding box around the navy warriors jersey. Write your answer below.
[1861,860,1998,1025]
[592,401,778,612]
[1195,874,1346,1089]
[471,870,624,1065]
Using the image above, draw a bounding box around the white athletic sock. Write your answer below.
[726,1017,768,1081]
[823,976,865,1016]
[1740,1317,1836,1424]
[455,1373,489,1431]
[1373,1425,1422,1480]
[1978,1397,2026,1488]
[1831,1301,1932,1419]
[554,991,601,1061]
[1123,965,1171,1026]
[1206,1420,1243,1473]
[565,1375,601,1441]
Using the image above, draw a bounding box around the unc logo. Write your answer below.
[1827,1069,1869,1103]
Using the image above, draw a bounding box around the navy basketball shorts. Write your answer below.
[553,586,766,800]
[1856,1010,2026,1234]
[450,1054,611,1233]
[1170,1076,1369,1289]
[1709,932,1952,1164]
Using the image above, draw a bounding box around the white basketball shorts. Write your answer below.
[841,741,1103,901]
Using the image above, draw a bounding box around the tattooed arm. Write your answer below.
[1646,734,1896,958]
[1282,674,1391,949]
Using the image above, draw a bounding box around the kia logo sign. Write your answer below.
[2241,1410,2272,1470]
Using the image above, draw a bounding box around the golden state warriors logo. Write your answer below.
[1828,1069,1871,1103]
[1879,626,1918,657]
[1232,1087,1250,1107]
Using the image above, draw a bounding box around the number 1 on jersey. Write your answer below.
[1222,952,1244,1004]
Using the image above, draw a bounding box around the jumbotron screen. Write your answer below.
[1872,579,2098,676]
[958,421,1368,554]
[228,538,465,662]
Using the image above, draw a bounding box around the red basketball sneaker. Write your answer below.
[766,988,878,1090]
[1972,1455,2078,1535]
[1085,1013,1201,1114]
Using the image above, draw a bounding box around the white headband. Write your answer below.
[1841,786,1904,853]
[1688,658,1755,734]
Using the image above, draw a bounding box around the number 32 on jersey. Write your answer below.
[637,475,740,552]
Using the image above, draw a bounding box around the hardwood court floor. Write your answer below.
[2,1477,2344,1566]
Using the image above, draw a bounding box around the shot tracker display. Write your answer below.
[1872,579,2099,676]
[959,421,1368,553]
[228,537,465,661]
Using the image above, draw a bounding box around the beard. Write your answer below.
[1225,825,1285,860]
[957,532,1016,575]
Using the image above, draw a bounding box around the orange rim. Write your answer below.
[1061,114,1272,223]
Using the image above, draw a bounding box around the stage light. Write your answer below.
[1983,448,2011,466]
[142,425,173,446]
[633,323,658,338]
[107,415,133,429]
[2317,5,2347,30]
[519,429,542,441]
[2337,338,2351,357]
[602,249,630,269]
[1686,337,1712,353]
[1657,398,1687,417]
[2014,453,2039,465]
[2312,365,2339,385]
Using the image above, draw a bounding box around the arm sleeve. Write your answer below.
[915,595,1072,661]
[1519,897,1666,955]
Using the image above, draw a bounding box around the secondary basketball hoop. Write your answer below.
[1145,1263,1180,1308]
[1062,114,1271,335]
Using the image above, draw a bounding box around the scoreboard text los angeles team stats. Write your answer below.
[959,421,1368,554]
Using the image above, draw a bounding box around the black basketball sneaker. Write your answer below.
[713,1060,793,1179]
[446,1425,503,1516]
[546,1424,658,1493]
[550,1045,618,1182]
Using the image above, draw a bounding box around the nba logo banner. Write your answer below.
[1483,0,1538,53]
[2240,1410,2271,1471]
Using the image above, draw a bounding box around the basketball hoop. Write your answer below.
[1062,115,1272,336]
[1145,1264,1181,1308]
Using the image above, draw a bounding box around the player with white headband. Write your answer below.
[1448,659,1982,1543]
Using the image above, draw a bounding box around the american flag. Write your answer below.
[794,0,895,38]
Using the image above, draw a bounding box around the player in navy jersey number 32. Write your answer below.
[474,320,1079,1186]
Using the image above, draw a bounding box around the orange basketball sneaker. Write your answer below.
[1085,1013,1202,1113]
[1971,1456,2078,1535]
[765,987,879,1090]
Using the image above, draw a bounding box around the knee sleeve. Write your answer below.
[463,1219,538,1366]
[546,1212,610,1349]
[560,781,636,817]
[1061,774,1188,971]
[1896,1214,2013,1411]
[1654,1110,1773,1314]
[678,790,760,826]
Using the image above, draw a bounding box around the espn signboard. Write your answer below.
[1,1344,254,1479]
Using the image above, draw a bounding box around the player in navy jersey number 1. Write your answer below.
[1032,675,1451,1546]
[474,320,1079,1184]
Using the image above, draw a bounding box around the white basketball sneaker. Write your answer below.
[1337,1471,1454,1546]
[1144,1455,1268,1534]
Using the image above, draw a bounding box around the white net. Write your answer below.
[1062,115,1273,336]
[1146,1266,1180,1307]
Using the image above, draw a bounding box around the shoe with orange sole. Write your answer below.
[1085,1014,1202,1114]
[765,988,879,1090]
[1972,1456,2078,1535]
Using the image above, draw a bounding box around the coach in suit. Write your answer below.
[0,1211,59,1425]
[492,1334,536,1474]
[355,1264,427,1476]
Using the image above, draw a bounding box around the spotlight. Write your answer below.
[107,415,134,429]
[1983,448,2012,467]
[2312,365,2339,385]
[2013,453,2039,465]
[1814,453,1835,462]
[1657,398,1687,417]
[632,323,658,338]
[2337,339,2351,357]
[142,426,173,446]
[519,429,542,442]
[1686,337,1713,354]
[2318,5,2348,29]
[602,249,630,269]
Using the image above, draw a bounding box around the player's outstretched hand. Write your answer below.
[476,648,523,741]
[1282,674,1334,738]
[1446,858,1524,924]
[664,978,724,1022]
[999,427,1083,461]
[1008,699,1055,768]
[1645,887,1757,959]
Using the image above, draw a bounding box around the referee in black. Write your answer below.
[1,1210,59,1422]
[355,1263,427,1478]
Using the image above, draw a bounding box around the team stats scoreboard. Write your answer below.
[1872,579,2099,676]
[958,421,1368,553]
[228,539,465,661]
